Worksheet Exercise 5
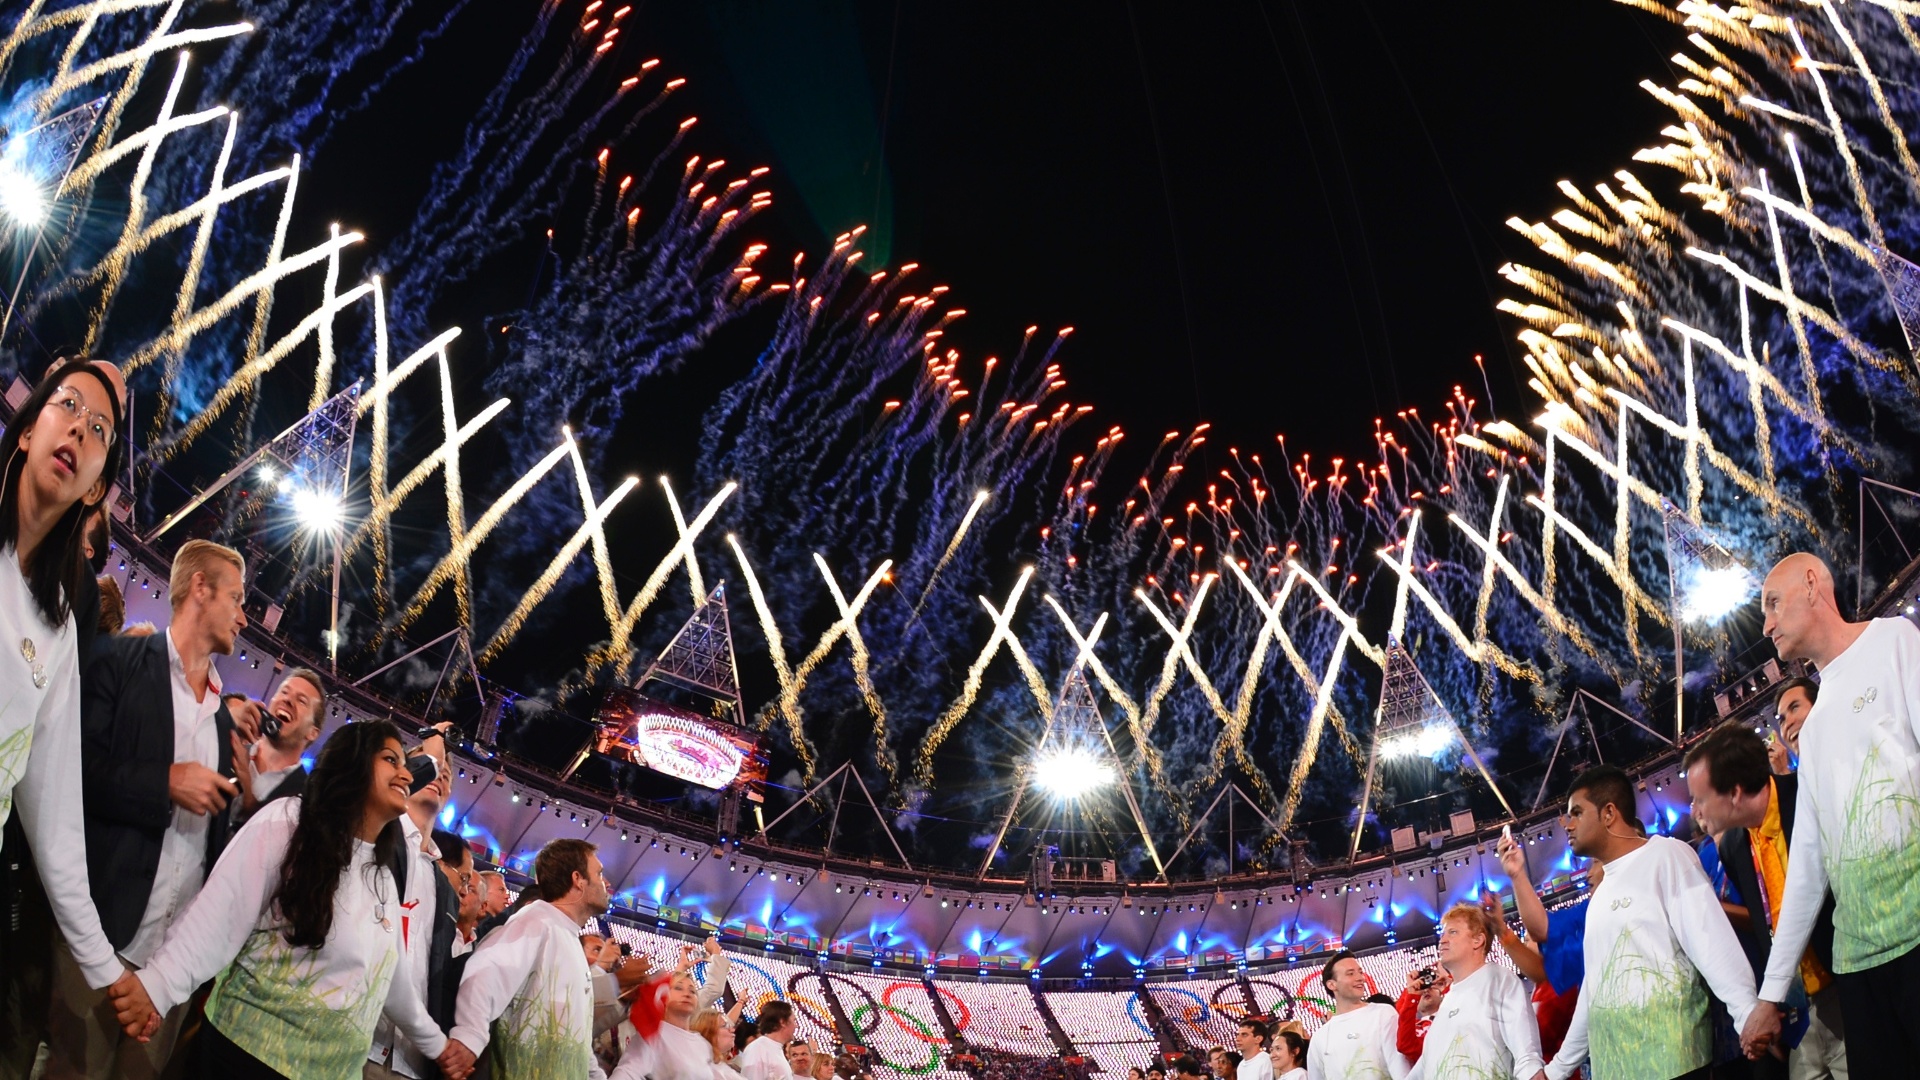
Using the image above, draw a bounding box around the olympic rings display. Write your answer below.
[848,1003,943,1075]
[1154,986,1211,1025]
[1207,982,1250,1022]
[880,983,954,1043]
[1122,993,1160,1037]
[1248,978,1304,1022]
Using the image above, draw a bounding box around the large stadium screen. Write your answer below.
[594,687,769,795]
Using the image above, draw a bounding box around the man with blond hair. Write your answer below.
[1409,903,1545,1080]
[51,539,250,1077]
[1739,552,1920,1073]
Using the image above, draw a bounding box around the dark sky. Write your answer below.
[597,0,1690,461]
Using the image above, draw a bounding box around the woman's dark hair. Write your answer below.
[273,720,406,948]
[1274,1030,1307,1065]
[0,359,124,628]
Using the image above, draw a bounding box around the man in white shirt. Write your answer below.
[1545,765,1756,1080]
[738,1000,798,1080]
[1233,1018,1271,1080]
[1740,553,1920,1074]
[1308,952,1412,1080]
[54,539,248,1078]
[1412,903,1544,1080]
[448,838,611,1078]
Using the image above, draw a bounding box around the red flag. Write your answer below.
[630,973,672,1040]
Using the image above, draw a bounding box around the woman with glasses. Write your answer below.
[0,359,138,1036]
[108,721,467,1080]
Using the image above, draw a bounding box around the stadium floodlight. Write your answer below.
[1032,745,1114,800]
[290,486,345,534]
[1663,503,1752,743]
[1379,723,1453,761]
[0,160,47,227]
[1675,561,1752,623]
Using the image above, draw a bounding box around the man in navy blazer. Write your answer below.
[54,539,250,1078]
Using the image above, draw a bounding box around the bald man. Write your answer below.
[1738,553,1919,1073]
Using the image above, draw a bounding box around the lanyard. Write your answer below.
[1746,832,1775,933]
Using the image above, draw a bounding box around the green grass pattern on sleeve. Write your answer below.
[0,715,31,822]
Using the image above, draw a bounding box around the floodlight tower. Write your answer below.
[0,98,107,342]
[1350,638,1512,862]
[977,664,1163,880]
[151,383,361,670]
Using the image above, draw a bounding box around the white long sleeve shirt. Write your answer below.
[1306,1002,1410,1080]
[609,1019,725,1080]
[1763,616,1920,997]
[1237,1049,1273,1080]
[0,554,122,988]
[1545,836,1755,1080]
[367,815,446,1078]
[1408,962,1543,1080]
[121,629,222,966]
[136,797,447,1079]
[737,1034,791,1080]
[450,899,605,1080]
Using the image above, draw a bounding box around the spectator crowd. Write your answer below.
[0,356,1913,1080]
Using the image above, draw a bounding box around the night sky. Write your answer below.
[10,0,1736,866]
[303,0,1691,481]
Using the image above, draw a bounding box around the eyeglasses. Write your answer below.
[50,385,114,451]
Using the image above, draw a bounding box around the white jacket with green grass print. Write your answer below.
[135,796,447,1079]
[451,897,606,1080]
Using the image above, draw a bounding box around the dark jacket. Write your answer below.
[383,830,469,1077]
[426,865,468,1032]
[81,632,235,950]
[1719,772,1837,987]
[221,760,306,848]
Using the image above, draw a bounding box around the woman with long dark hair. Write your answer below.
[109,720,467,1080]
[0,359,133,999]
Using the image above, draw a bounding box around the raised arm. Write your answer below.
[697,938,731,1012]
[1497,835,1549,943]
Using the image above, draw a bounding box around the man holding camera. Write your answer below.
[1409,904,1545,1080]
[221,666,325,844]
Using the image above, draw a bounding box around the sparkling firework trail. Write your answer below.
[21,0,1920,870]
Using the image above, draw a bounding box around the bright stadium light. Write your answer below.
[1379,723,1453,761]
[1032,745,1114,800]
[1676,561,1753,623]
[0,161,47,227]
[290,487,345,534]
